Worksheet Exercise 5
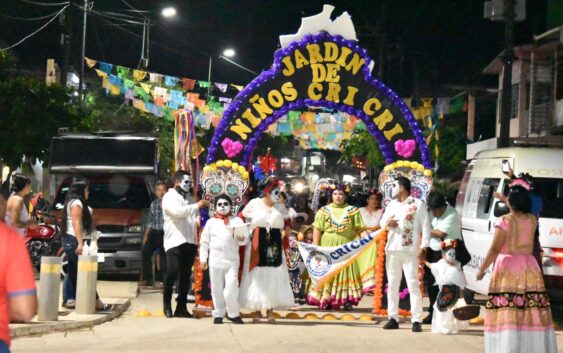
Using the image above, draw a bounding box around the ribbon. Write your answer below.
[84,57,97,69]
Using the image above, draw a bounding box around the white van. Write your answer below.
[456,147,563,296]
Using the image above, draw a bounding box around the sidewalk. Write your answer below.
[9,281,137,338]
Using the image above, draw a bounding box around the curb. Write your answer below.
[10,299,131,339]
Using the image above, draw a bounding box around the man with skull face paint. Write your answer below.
[380,176,431,332]
[161,171,209,318]
[200,194,247,324]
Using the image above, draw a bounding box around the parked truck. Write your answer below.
[49,132,158,275]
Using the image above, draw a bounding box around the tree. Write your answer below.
[427,113,467,179]
[339,128,386,171]
[0,61,81,169]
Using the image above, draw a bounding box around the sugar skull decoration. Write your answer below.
[378,160,433,207]
[200,159,250,214]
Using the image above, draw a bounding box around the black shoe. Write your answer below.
[421,314,432,325]
[382,318,399,329]
[412,322,422,332]
[173,305,193,318]
[163,304,173,318]
[227,316,244,324]
[213,317,223,324]
[343,302,353,311]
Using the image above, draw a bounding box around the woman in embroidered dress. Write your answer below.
[359,189,383,231]
[477,185,558,353]
[307,183,376,310]
[239,177,295,323]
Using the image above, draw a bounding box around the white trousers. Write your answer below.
[209,265,240,318]
[385,252,423,323]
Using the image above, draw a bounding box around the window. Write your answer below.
[533,178,563,219]
[476,178,500,219]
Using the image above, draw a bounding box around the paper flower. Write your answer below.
[221,138,244,158]
[394,139,416,158]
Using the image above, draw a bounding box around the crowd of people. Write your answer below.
[0,166,558,353]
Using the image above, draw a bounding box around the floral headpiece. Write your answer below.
[320,182,351,195]
[441,239,458,250]
[258,175,282,196]
[509,173,533,191]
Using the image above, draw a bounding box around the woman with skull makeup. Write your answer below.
[200,194,246,324]
[239,176,295,323]
[162,171,209,318]
[307,183,375,311]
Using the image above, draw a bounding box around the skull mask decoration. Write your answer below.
[269,187,281,203]
[391,180,401,199]
[215,197,232,216]
[444,248,456,264]
[179,174,192,193]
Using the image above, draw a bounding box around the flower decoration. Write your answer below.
[252,161,266,183]
[509,174,533,191]
[258,151,278,174]
[394,139,416,158]
[440,239,458,250]
[221,138,244,158]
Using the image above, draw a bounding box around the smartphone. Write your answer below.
[501,160,510,174]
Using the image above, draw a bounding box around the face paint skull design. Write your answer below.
[391,181,401,198]
[444,248,456,263]
[179,175,192,193]
[215,198,231,216]
[269,187,281,203]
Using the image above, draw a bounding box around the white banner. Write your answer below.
[297,228,385,287]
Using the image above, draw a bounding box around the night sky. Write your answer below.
[0,0,549,96]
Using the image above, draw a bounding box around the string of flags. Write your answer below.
[85,58,467,150]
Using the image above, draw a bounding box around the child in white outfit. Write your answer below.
[200,194,248,324]
[424,239,469,334]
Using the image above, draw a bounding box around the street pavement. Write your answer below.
[11,282,563,353]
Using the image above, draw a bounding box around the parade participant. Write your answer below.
[240,176,294,323]
[380,176,431,332]
[424,239,468,335]
[422,192,462,325]
[0,193,37,353]
[308,183,373,311]
[140,180,167,287]
[359,189,383,231]
[200,195,246,325]
[5,173,32,235]
[477,186,558,353]
[162,171,209,318]
[279,192,297,220]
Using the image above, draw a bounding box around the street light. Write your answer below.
[222,48,235,58]
[161,7,177,18]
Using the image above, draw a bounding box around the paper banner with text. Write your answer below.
[297,228,385,287]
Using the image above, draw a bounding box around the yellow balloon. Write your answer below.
[411,162,419,169]
[216,160,225,167]
[210,165,217,172]
[203,165,210,172]
[417,165,424,172]
[424,169,433,177]
[404,161,411,168]
[238,166,246,174]
[224,160,232,168]
[390,162,397,169]
[396,161,404,168]
[232,162,239,170]
[242,171,249,179]
[384,165,392,172]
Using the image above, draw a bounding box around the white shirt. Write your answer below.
[429,204,462,251]
[66,199,93,237]
[242,198,288,231]
[162,188,200,251]
[429,259,466,290]
[359,207,383,229]
[200,216,246,268]
[380,196,431,254]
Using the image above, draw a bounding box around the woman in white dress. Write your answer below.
[359,189,383,232]
[240,177,294,323]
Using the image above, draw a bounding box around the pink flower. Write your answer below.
[499,296,509,307]
[513,295,525,307]
[491,296,502,307]
[540,297,548,306]
[405,214,413,221]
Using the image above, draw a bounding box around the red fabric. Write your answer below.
[213,214,229,225]
[0,223,36,346]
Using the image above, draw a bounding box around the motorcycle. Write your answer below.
[24,194,65,276]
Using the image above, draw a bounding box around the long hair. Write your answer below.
[10,173,31,194]
[61,178,94,234]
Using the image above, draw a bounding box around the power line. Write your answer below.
[1,7,66,21]
[20,0,69,6]
[0,5,67,51]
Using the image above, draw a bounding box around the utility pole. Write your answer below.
[78,0,88,111]
[60,3,73,86]
[498,0,515,148]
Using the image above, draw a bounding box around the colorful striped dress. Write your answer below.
[484,214,558,353]
[307,203,377,309]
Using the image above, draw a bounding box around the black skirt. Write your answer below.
[256,227,283,267]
